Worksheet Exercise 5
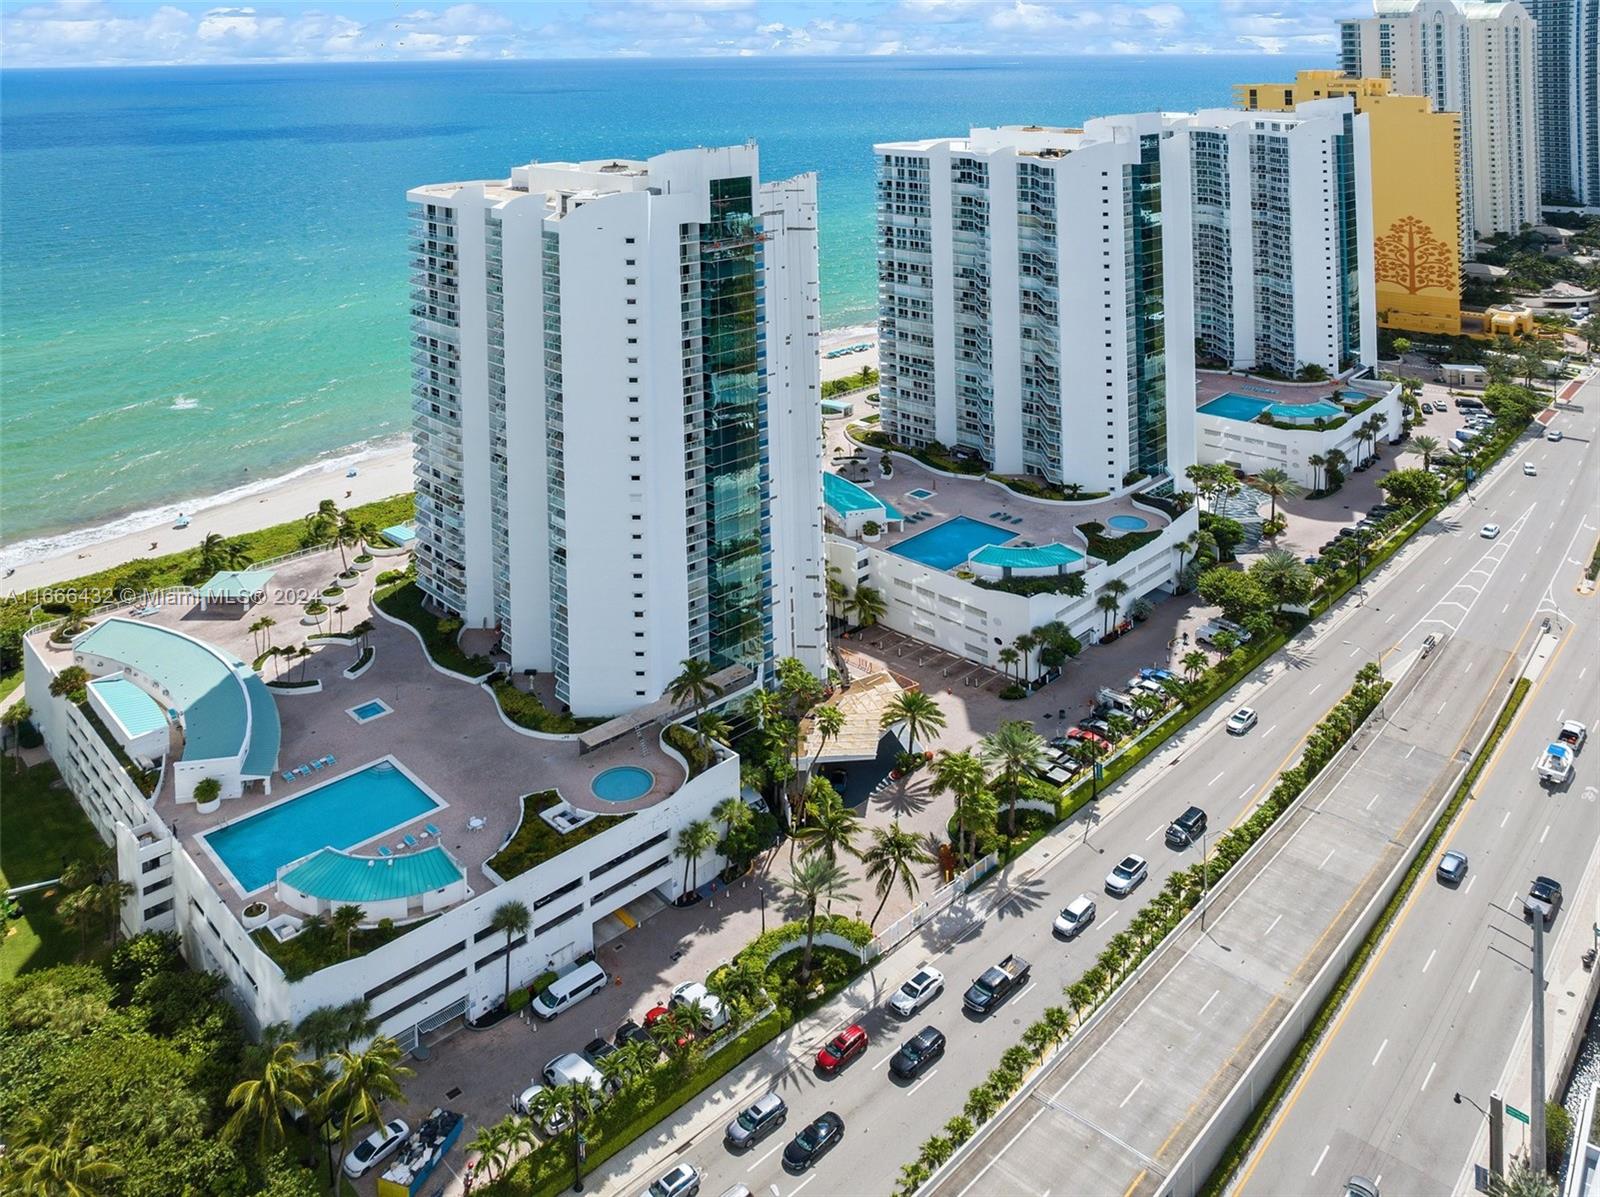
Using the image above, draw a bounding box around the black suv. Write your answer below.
[1165,806,1207,848]
[889,1026,946,1080]
[1525,877,1563,923]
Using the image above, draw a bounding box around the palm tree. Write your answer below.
[296,1000,375,1056]
[1179,651,1208,681]
[334,602,350,634]
[675,819,719,898]
[847,584,887,630]
[1096,593,1121,636]
[929,749,989,861]
[879,689,946,754]
[197,531,249,575]
[805,704,845,778]
[489,900,530,1003]
[1307,453,1327,492]
[2,699,32,765]
[1175,531,1199,577]
[996,646,1020,683]
[1101,578,1130,630]
[1012,631,1039,686]
[1253,549,1312,613]
[529,1081,599,1193]
[712,796,752,846]
[330,904,364,958]
[791,787,863,865]
[331,514,362,571]
[323,1037,413,1188]
[1325,447,1349,482]
[826,576,850,629]
[667,657,724,730]
[1070,737,1108,799]
[1411,434,1442,470]
[1253,467,1301,524]
[224,1040,320,1157]
[49,665,91,702]
[4,1120,123,1197]
[784,856,856,981]
[305,498,341,544]
[466,1120,512,1186]
[861,820,934,927]
[979,720,1047,837]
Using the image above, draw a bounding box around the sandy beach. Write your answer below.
[4,326,878,599]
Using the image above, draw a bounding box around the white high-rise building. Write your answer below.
[409,145,826,717]
[1524,0,1599,208]
[1182,99,1378,378]
[1338,0,1540,240]
[874,116,1197,496]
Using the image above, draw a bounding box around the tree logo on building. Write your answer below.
[1375,216,1457,294]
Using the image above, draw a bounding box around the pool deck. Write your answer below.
[828,424,1171,571]
[1194,367,1378,410]
[29,543,686,922]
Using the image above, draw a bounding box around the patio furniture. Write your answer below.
[294,765,311,777]
[281,771,295,783]
[320,755,335,767]
[467,816,487,831]
[424,823,441,838]
[378,846,392,857]
[309,759,324,771]
[401,834,418,849]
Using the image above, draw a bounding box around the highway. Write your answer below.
[594,377,1599,1197]
[1233,392,1600,1192]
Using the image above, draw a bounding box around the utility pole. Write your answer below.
[1489,1092,1505,1178]
[1200,828,1210,930]
[1531,915,1547,1173]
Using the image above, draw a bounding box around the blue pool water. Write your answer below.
[592,767,654,802]
[1107,514,1150,531]
[1199,393,1345,423]
[351,700,389,721]
[202,760,440,892]
[824,472,904,521]
[891,516,1016,571]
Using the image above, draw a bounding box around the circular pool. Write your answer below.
[1107,514,1150,532]
[591,766,655,802]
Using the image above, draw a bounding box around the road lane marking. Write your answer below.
[1309,683,1322,696]
[1366,793,1380,810]
[1119,1078,1144,1108]
[909,1068,939,1096]
[1239,785,1255,803]
[1438,700,1449,714]
[1469,968,1480,995]
[1372,1038,1389,1067]
[1385,611,1397,623]
[1263,914,1283,937]
[1261,724,1278,740]
[872,1050,895,1071]
[1421,1060,1437,1092]
[1502,602,1510,613]
[789,1175,818,1197]
[1349,645,1362,657]
[1198,989,1220,1017]
[1423,948,1437,974]
[1465,876,1476,896]
[749,1143,784,1172]
[1311,1144,1330,1177]
[1520,572,1528,583]
[1101,910,1119,929]
[1501,811,1511,828]
[1417,583,1428,593]
[1319,847,1336,869]
[1146,825,1163,841]
[1540,824,1551,844]
[1208,771,1225,786]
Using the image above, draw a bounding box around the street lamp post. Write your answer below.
[1531,915,1547,1174]
[1200,828,1210,930]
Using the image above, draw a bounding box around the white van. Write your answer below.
[542,1052,604,1094]
[669,980,730,1031]
[531,960,609,1020]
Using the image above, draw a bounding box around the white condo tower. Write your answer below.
[408,145,826,717]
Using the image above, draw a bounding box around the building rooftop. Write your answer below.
[194,568,275,602]
[87,674,168,740]
[279,845,463,904]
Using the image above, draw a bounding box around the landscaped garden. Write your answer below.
[485,790,629,880]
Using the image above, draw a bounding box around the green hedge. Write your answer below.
[1200,676,1531,1195]
[373,579,491,677]
[488,676,602,734]
[662,722,720,778]
[1078,521,1162,563]
[252,915,426,982]
[987,474,1109,503]
[486,791,628,881]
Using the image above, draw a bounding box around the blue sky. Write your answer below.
[0,1,1367,67]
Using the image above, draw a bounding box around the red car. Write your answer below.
[816,1025,868,1074]
[1066,727,1112,752]
[643,1005,692,1048]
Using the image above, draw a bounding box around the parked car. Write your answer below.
[1480,524,1500,539]
[1067,727,1113,752]
[343,1118,409,1179]
[670,981,730,1031]
[1105,854,1148,897]
[649,1162,702,1197]
[582,1037,618,1066]
[890,1026,946,1080]
[889,967,945,1018]
[1139,667,1176,682]
[1165,806,1208,848]
[783,1112,845,1172]
[1227,707,1258,735]
[1420,402,1434,414]
[513,1084,573,1133]
[531,960,609,1020]
[543,1052,604,1094]
[1437,850,1469,884]
[724,1093,788,1150]
[614,1019,654,1051]
[1524,876,1563,923]
[1052,894,1097,939]
[816,1024,869,1074]
[1082,718,1116,740]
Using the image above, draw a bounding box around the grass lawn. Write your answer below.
[0,757,108,981]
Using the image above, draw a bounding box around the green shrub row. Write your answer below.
[895,671,1391,1193]
[485,791,628,881]
[1077,521,1162,563]
[662,721,720,778]
[1200,677,1531,1195]
[373,578,492,677]
[487,675,602,734]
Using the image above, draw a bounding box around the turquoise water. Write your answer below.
[202,760,440,892]
[823,471,904,520]
[351,700,388,721]
[591,766,654,803]
[1,55,1317,548]
[969,541,1083,570]
[891,516,1016,571]
[1199,394,1346,423]
[1107,515,1150,531]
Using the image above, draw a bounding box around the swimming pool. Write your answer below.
[201,760,442,893]
[1107,515,1150,532]
[905,488,935,501]
[890,516,1016,571]
[823,472,904,521]
[592,766,654,803]
[1199,393,1346,423]
[347,699,392,723]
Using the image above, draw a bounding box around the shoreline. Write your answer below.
[2,326,878,595]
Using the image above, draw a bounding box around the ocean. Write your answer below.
[1,54,1320,554]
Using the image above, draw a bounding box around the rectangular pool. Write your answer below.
[201,759,442,893]
[1199,393,1346,423]
[890,516,1016,571]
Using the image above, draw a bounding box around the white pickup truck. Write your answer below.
[1537,721,1587,786]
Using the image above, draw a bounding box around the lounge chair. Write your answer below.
[378,846,392,857]
[424,823,441,838]
[294,765,311,778]
[282,771,295,783]
[401,834,418,849]
[319,755,334,767]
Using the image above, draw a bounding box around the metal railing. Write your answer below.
[868,850,998,958]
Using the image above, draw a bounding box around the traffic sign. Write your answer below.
[1506,1103,1530,1125]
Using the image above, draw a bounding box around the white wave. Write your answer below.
[169,395,200,410]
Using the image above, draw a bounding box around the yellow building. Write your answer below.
[1236,71,1463,337]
